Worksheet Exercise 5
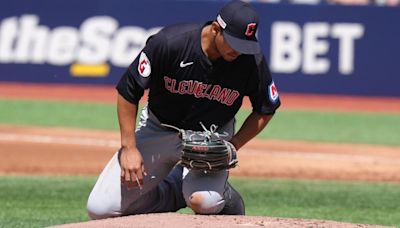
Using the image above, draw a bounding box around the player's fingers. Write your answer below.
[120,169,126,185]
[130,171,142,189]
[124,168,132,183]
[141,165,147,176]
[121,169,134,190]
[136,169,144,186]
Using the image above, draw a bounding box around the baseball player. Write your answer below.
[87,0,280,219]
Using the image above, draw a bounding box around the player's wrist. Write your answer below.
[120,143,137,151]
[229,138,241,150]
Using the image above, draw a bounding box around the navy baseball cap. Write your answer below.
[216,0,261,55]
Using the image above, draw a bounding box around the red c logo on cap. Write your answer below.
[245,23,257,37]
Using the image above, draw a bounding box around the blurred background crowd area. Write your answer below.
[205,0,400,7]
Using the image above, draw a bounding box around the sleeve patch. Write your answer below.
[137,52,151,77]
[268,81,279,103]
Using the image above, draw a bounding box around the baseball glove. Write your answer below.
[163,122,238,172]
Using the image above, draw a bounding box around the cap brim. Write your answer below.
[223,32,260,55]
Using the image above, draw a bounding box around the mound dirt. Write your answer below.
[51,213,393,228]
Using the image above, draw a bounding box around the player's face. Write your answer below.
[215,31,241,62]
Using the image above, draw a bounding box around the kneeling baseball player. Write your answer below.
[87,0,280,219]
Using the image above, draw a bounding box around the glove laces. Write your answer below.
[161,122,229,140]
[198,122,228,141]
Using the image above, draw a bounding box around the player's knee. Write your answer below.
[87,199,110,220]
[87,195,119,220]
[187,191,225,215]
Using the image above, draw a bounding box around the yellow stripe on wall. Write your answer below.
[70,64,110,77]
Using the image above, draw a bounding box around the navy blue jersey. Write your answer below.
[117,22,280,131]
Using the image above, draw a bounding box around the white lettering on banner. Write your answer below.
[48,27,79,65]
[14,15,50,64]
[78,16,118,64]
[270,21,365,75]
[0,15,161,67]
[303,23,330,74]
[331,23,364,75]
[270,22,302,73]
[0,17,18,63]
[110,27,161,67]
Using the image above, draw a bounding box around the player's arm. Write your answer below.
[115,31,168,188]
[232,54,280,150]
[230,112,273,150]
[117,94,144,189]
[116,67,146,189]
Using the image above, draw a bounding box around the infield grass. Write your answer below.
[2,99,400,145]
[0,176,399,228]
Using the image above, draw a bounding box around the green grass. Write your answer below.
[1,99,400,145]
[0,176,93,228]
[1,176,399,227]
[2,99,119,130]
[237,109,400,146]
[233,178,400,226]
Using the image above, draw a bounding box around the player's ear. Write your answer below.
[211,21,221,36]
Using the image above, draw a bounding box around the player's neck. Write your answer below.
[201,25,221,62]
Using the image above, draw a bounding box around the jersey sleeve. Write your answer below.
[247,54,281,115]
[116,31,169,104]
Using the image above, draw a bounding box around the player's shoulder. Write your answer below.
[161,23,202,47]
[148,23,202,56]
[161,23,202,38]
[145,23,201,52]
[147,23,200,42]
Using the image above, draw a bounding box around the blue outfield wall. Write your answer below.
[0,0,399,97]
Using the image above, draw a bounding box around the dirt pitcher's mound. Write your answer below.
[52,213,392,228]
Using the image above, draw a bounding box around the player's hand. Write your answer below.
[120,147,146,190]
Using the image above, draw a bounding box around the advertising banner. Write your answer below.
[0,0,399,96]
